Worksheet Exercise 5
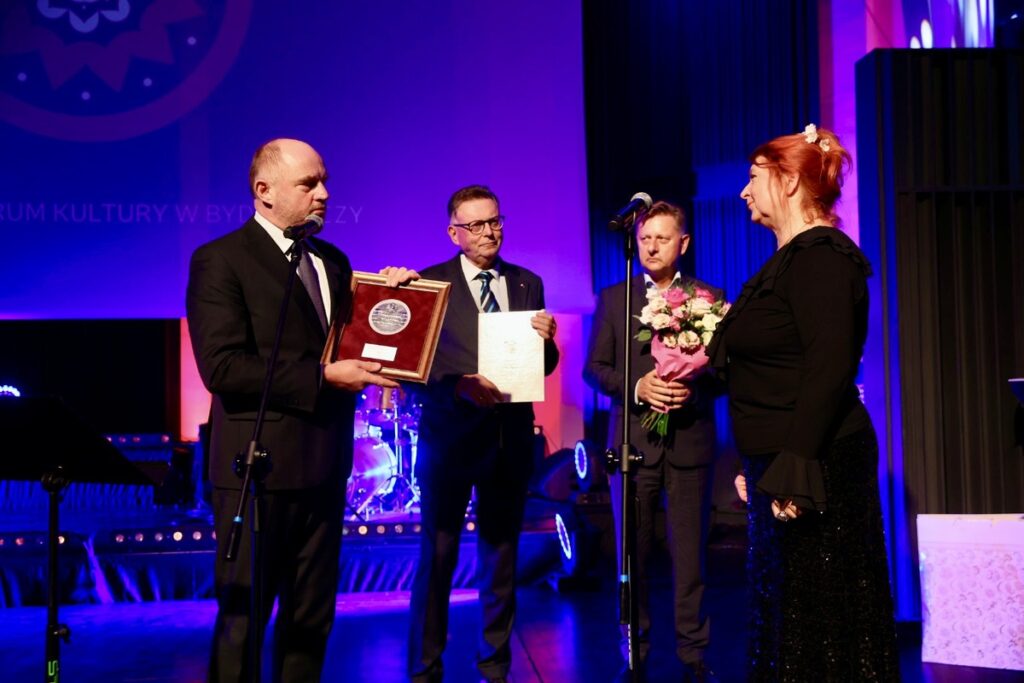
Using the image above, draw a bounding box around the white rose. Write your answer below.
[663,333,679,348]
[638,306,654,325]
[680,330,701,350]
[700,313,722,332]
[689,297,712,315]
[647,294,667,311]
[701,330,714,346]
[651,313,673,330]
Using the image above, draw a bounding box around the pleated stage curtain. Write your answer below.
[856,48,1024,621]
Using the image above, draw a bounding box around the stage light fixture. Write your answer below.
[395,524,404,534]
[192,531,202,541]
[358,525,368,536]
[376,525,386,535]
[554,513,573,562]
[546,507,601,591]
[574,441,588,481]
[154,532,164,542]
[114,534,125,544]
[466,521,476,532]
[0,384,21,397]
[134,533,144,542]
[172,531,183,542]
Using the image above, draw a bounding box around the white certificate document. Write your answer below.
[478,310,544,403]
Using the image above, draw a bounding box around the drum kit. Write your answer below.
[347,385,421,519]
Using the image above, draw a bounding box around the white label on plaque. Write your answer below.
[368,298,411,335]
[361,343,398,362]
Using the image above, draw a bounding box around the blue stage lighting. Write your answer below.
[554,513,573,562]
[574,440,588,481]
[0,384,21,397]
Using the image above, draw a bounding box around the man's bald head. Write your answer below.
[249,138,319,198]
[249,138,329,229]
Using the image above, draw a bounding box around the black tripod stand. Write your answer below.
[0,395,164,683]
[604,194,652,680]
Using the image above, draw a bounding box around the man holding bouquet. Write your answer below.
[584,200,724,683]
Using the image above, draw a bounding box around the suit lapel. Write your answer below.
[243,218,292,283]
[631,274,647,332]
[503,262,529,312]
[632,274,655,372]
[443,255,477,314]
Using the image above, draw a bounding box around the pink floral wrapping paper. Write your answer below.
[918,514,1024,671]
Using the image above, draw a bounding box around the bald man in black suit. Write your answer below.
[187,138,415,682]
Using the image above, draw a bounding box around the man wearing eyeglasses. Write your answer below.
[407,185,559,683]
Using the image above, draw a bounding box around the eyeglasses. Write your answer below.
[452,215,505,235]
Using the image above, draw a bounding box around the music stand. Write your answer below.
[0,395,164,683]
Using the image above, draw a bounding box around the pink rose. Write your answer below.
[694,287,715,303]
[663,287,687,307]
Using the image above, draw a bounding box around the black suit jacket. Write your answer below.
[186,217,355,490]
[585,274,720,468]
[415,254,558,463]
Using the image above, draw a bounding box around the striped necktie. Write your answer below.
[475,271,501,312]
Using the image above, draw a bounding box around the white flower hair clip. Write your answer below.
[802,123,830,152]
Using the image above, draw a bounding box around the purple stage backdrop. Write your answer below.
[0,1,591,318]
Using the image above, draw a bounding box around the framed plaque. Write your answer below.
[322,272,450,383]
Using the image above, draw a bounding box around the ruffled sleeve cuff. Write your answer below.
[754,450,828,512]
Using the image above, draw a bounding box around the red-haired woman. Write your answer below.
[706,125,899,681]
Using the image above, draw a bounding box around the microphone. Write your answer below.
[283,214,324,241]
[607,192,653,231]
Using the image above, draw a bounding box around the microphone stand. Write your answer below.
[224,238,306,683]
[606,213,645,680]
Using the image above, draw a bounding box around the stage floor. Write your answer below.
[1,550,1018,682]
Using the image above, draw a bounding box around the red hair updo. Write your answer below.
[750,124,852,226]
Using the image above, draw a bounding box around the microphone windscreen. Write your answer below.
[305,214,324,234]
[631,192,653,210]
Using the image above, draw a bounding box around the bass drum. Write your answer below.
[346,436,397,516]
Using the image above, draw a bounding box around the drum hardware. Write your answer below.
[348,386,422,517]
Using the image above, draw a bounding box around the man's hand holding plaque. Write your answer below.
[322,268,450,383]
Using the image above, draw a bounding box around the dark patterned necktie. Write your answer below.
[475,271,501,312]
[295,242,329,332]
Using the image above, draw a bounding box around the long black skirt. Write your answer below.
[742,427,899,682]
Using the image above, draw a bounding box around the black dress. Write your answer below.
[706,227,899,681]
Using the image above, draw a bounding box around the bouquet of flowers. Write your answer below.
[634,282,731,438]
